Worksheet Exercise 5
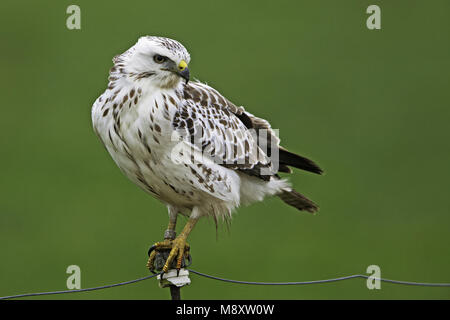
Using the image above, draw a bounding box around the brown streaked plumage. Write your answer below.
[91,36,323,275]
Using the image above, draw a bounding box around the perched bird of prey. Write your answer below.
[92,36,322,274]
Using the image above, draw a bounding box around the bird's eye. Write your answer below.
[153,54,166,64]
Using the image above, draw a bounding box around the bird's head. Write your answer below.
[112,36,191,89]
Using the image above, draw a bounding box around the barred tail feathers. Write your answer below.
[278,189,319,214]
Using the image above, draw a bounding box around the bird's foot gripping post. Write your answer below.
[147,217,198,300]
[147,239,192,300]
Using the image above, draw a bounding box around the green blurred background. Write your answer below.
[1,0,449,299]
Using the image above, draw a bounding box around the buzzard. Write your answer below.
[91,36,322,275]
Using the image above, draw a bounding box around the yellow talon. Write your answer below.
[146,250,157,270]
[162,236,189,273]
[146,238,190,272]
[147,217,197,272]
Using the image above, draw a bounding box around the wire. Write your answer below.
[189,269,364,285]
[1,269,449,300]
[0,273,160,300]
[188,270,450,287]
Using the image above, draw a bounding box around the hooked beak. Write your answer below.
[177,60,190,84]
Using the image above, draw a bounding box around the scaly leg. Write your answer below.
[147,207,178,271]
[164,208,178,240]
[147,217,198,274]
[164,217,198,273]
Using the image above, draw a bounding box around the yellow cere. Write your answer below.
[178,60,188,71]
